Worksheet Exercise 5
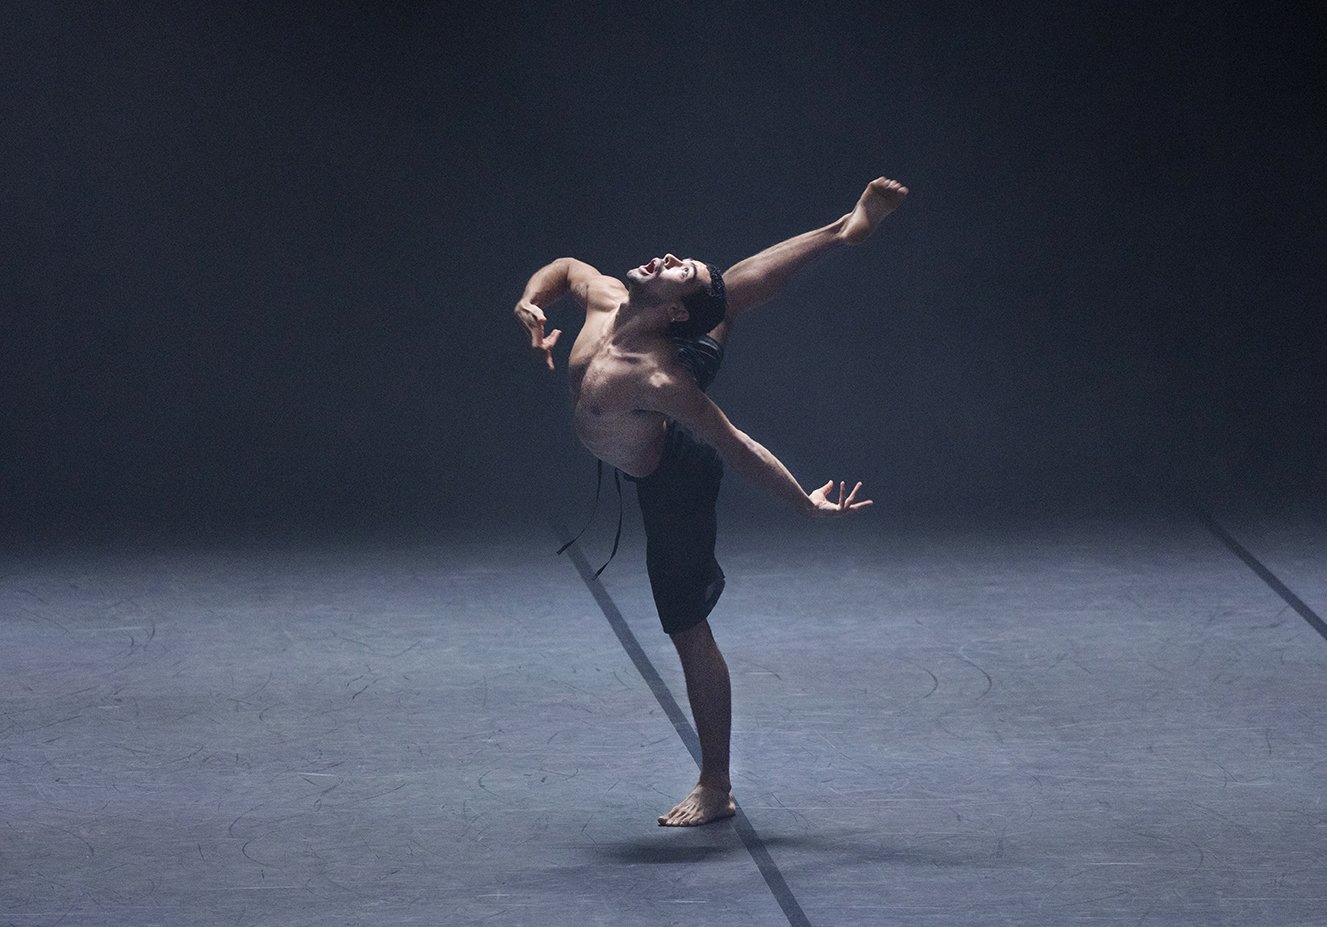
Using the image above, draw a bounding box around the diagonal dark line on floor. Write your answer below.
[1136,466,1327,645]
[551,519,813,927]
[1195,509,1327,644]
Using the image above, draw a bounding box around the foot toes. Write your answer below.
[659,805,686,826]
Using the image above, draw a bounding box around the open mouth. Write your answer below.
[640,258,659,276]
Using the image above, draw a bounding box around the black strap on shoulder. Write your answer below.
[555,460,624,579]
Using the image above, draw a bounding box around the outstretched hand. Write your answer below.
[808,480,873,518]
[514,300,561,371]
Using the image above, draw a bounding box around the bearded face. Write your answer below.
[625,254,707,304]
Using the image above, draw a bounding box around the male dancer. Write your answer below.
[515,176,908,826]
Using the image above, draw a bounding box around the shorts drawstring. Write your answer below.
[556,459,623,579]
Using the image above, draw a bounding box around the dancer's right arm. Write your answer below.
[514,258,605,371]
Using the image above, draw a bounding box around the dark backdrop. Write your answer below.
[3,1,1323,537]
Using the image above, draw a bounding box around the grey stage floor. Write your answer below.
[3,499,1326,926]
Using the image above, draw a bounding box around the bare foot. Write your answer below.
[657,784,736,827]
[839,176,908,244]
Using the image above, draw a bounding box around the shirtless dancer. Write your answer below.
[515,177,908,826]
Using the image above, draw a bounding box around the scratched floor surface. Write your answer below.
[2,504,1325,926]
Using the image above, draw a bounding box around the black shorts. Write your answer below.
[625,334,726,636]
[628,422,726,635]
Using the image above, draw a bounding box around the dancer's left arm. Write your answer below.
[642,373,872,518]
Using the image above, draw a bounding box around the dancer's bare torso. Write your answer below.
[566,276,680,479]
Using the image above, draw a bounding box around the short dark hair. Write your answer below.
[670,263,726,339]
